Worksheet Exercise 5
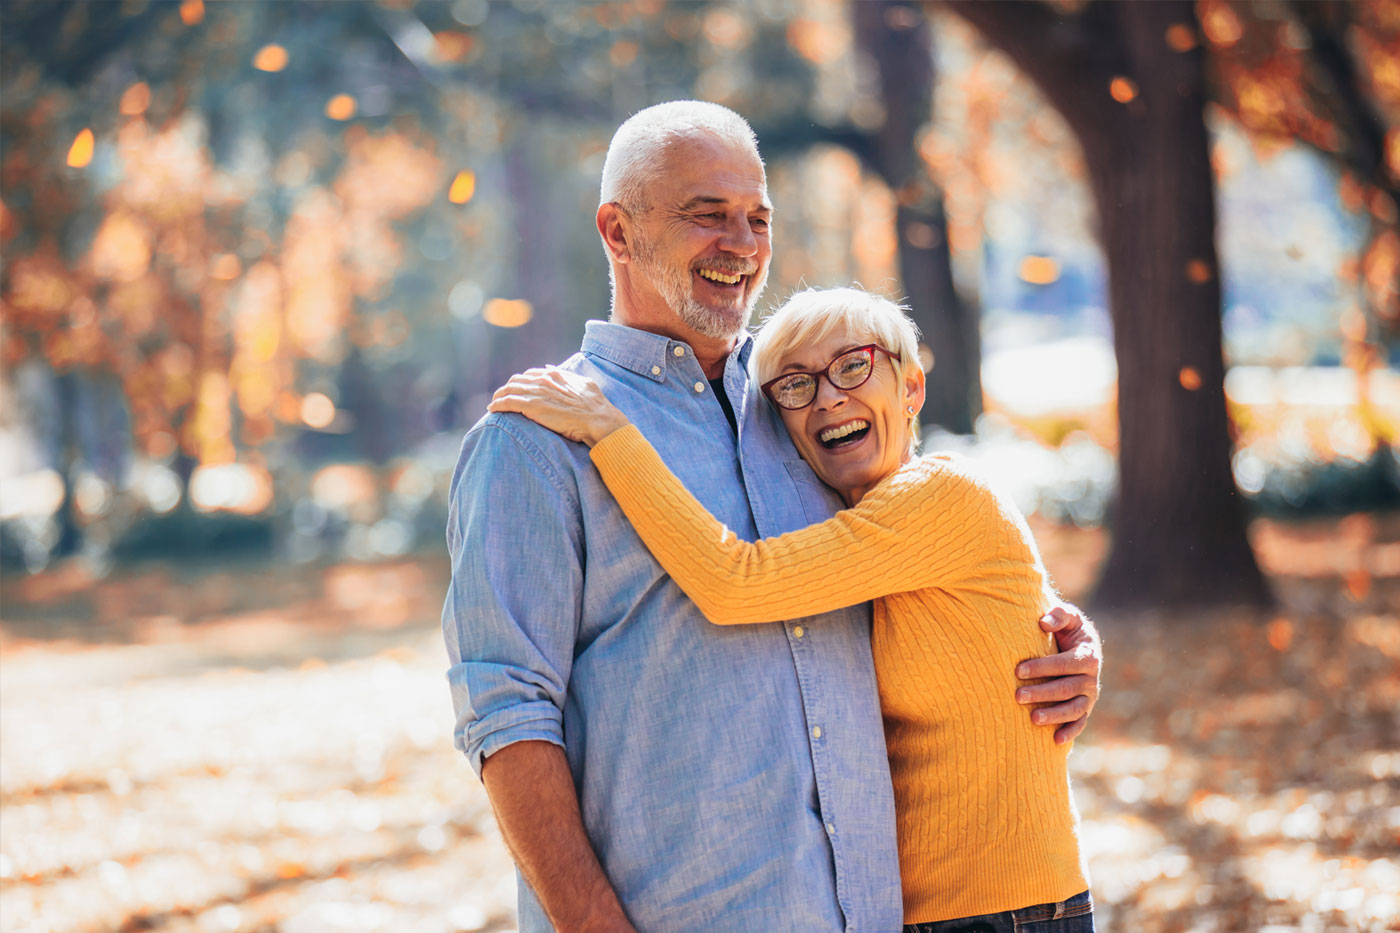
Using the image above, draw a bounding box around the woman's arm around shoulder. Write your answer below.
[590,433,1000,625]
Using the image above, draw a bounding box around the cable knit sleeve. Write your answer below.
[589,424,1001,626]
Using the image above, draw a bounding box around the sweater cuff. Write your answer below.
[591,422,646,471]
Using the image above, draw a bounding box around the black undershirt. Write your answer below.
[709,378,737,436]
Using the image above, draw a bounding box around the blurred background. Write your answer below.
[0,0,1396,930]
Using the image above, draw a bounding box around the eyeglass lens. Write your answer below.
[770,348,873,409]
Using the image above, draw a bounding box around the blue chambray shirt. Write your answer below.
[443,321,902,932]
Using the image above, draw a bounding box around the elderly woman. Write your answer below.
[488,287,1093,933]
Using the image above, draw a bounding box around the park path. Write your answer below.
[2,520,1399,932]
[1,559,518,933]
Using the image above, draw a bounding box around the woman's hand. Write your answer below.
[487,367,630,447]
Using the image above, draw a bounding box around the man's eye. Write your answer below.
[751,218,770,229]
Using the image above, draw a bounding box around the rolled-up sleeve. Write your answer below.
[442,417,583,776]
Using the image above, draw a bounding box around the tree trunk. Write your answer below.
[944,0,1271,609]
[853,1,980,434]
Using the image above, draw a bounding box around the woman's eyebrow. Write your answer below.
[780,346,862,373]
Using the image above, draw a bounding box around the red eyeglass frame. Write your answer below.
[761,344,901,410]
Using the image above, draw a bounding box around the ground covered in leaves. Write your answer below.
[1,516,1398,932]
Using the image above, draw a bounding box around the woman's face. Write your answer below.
[773,325,925,506]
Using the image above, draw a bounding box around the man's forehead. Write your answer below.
[651,136,768,203]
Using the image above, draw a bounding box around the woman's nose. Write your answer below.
[813,377,848,411]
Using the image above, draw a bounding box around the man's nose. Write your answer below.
[718,215,758,256]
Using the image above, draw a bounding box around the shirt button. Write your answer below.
[673,346,685,357]
[811,726,822,739]
[793,626,804,639]
[651,365,661,375]
[826,822,836,835]
[693,381,705,393]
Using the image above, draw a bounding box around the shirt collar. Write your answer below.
[582,320,754,383]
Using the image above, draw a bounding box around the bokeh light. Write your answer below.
[253,44,288,72]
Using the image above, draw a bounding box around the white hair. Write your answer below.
[753,287,923,387]
[599,100,762,212]
[754,287,925,453]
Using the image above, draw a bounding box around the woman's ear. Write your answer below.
[597,203,631,263]
[903,364,926,416]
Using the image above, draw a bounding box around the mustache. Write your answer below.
[692,257,759,276]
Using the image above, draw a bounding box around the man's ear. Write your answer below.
[597,203,631,264]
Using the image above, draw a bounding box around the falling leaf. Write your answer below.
[324,94,356,121]
[1165,23,1197,52]
[66,129,95,168]
[448,169,476,204]
[119,82,151,116]
[1185,259,1213,283]
[1109,76,1139,103]
[1019,255,1060,285]
[179,0,204,25]
[1179,366,1202,390]
[1267,617,1293,652]
[1201,2,1243,48]
[1344,568,1372,601]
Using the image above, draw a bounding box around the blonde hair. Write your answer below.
[752,287,923,389]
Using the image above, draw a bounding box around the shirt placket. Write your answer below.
[737,386,857,929]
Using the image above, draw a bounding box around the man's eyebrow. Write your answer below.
[678,196,728,210]
[678,195,773,213]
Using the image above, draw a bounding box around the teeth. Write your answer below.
[697,268,742,285]
[819,420,869,444]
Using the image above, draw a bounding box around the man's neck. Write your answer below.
[609,311,738,380]
[690,340,735,380]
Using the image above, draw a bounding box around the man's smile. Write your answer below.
[697,268,743,285]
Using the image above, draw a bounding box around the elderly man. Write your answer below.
[443,101,1101,933]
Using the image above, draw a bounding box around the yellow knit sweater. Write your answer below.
[590,425,1087,923]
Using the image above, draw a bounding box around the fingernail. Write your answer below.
[1033,711,1045,724]
[1017,665,1030,678]
[1016,689,1029,703]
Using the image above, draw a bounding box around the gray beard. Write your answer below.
[633,240,765,342]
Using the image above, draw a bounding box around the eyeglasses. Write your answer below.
[761,344,901,411]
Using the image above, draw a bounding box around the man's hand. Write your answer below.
[1016,604,1102,744]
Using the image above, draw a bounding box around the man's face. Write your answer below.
[626,136,772,341]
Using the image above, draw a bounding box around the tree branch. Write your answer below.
[751,119,879,173]
[1291,0,1400,207]
[936,0,1127,105]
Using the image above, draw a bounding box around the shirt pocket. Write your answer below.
[784,458,843,525]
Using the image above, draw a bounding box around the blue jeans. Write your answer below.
[903,890,1095,933]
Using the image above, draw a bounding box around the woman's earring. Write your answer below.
[906,406,915,414]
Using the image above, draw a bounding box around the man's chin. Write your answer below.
[678,300,751,341]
